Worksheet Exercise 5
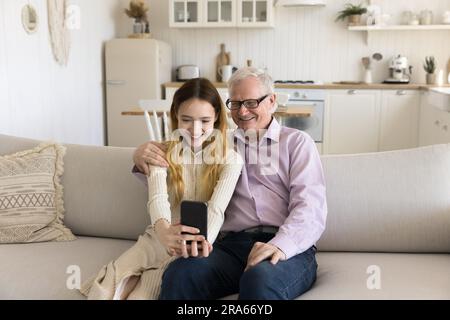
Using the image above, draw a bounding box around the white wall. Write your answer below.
[2,0,449,145]
[0,0,122,145]
[138,0,450,84]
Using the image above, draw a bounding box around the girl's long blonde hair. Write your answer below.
[166,78,228,206]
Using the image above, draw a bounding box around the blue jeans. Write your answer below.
[159,231,317,300]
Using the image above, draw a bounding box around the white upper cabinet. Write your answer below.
[169,0,274,28]
[170,0,203,27]
[237,0,274,27]
[205,0,236,27]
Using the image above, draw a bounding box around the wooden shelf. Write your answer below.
[348,24,450,44]
[348,24,450,31]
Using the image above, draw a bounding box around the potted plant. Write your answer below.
[335,3,367,26]
[125,0,149,36]
[423,56,437,84]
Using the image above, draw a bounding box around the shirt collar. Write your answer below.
[234,117,281,144]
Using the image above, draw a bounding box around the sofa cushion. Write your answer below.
[319,144,450,253]
[61,144,150,240]
[0,143,75,243]
[220,252,450,300]
[0,236,134,299]
[2,241,448,300]
[0,134,150,241]
[300,252,450,299]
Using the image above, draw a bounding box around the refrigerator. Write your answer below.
[105,39,172,147]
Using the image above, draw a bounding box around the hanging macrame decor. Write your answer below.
[47,0,70,66]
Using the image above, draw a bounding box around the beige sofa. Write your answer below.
[1,133,449,300]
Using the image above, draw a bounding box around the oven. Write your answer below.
[274,89,325,143]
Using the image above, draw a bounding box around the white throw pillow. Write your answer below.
[0,143,76,243]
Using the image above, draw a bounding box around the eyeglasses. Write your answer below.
[226,94,270,110]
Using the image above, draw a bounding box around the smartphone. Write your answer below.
[180,200,208,243]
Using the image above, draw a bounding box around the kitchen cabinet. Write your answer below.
[379,90,420,151]
[170,0,203,27]
[325,89,423,154]
[419,92,450,146]
[237,0,274,27]
[324,89,380,154]
[205,0,236,26]
[169,0,274,28]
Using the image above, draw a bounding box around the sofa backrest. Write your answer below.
[0,134,149,240]
[317,144,450,253]
[1,134,449,252]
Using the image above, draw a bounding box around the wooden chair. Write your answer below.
[139,100,171,142]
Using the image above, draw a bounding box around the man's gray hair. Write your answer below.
[228,67,275,95]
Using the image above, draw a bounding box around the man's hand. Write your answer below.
[133,141,169,175]
[244,242,286,272]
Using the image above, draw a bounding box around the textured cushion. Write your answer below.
[300,252,450,300]
[0,236,134,299]
[318,144,450,253]
[222,252,450,300]
[0,143,75,243]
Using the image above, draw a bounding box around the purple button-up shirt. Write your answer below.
[222,118,327,259]
[133,118,327,259]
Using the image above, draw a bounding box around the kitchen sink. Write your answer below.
[428,87,450,112]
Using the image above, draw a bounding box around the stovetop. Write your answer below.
[274,80,316,84]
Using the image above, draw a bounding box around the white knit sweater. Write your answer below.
[148,149,244,244]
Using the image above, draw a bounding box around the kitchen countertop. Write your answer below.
[164,82,450,90]
[122,108,312,117]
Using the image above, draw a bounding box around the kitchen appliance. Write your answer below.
[443,11,450,24]
[383,55,412,84]
[274,88,325,143]
[420,10,433,25]
[447,57,450,84]
[275,80,316,84]
[176,65,200,81]
[105,39,172,147]
[218,65,234,82]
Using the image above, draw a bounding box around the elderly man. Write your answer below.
[133,68,327,300]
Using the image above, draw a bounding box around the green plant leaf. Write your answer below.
[423,56,436,73]
[335,2,367,22]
